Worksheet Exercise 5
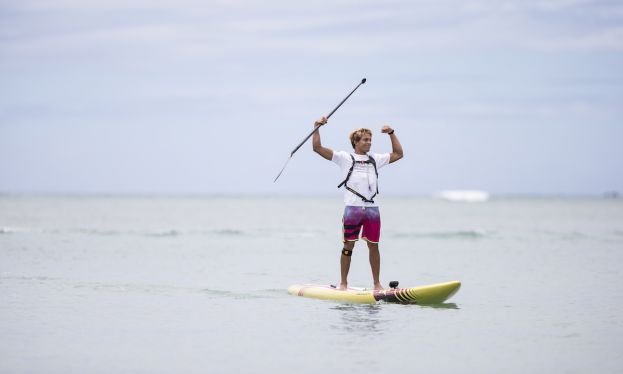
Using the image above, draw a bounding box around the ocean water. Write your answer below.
[1,196,622,373]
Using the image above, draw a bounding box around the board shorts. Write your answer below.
[342,206,381,243]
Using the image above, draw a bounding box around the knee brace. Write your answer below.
[341,247,353,257]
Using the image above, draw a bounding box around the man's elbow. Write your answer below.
[313,146,326,157]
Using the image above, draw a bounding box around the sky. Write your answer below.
[1,0,622,196]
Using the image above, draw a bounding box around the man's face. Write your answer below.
[355,134,372,153]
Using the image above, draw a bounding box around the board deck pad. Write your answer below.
[288,281,461,304]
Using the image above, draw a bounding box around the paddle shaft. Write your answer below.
[288,79,366,157]
[273,78,366,182]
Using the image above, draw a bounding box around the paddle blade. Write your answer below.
[273,156,292,182]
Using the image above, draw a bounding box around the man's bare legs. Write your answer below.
[367,241,382,290]
[340,241,355,290]
[340,240,382,291]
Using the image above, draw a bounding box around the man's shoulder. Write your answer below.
[372,153,391,168]
[334,150,350,157]
[332,150,351,161]
[371,152,390,159]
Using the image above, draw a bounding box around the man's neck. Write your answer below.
[354,150,367,155]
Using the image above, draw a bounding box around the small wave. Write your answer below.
[147,230,182,237]
[201,288,275,299]
[538,230,623,243]
[392,230,489,240]
[72,228,183,237]
[544,231,591,241]
[71,228,129,236]
[211,229,244,236]
[0,274,61,282]
[53,228,247,238]
[201,288,235,296]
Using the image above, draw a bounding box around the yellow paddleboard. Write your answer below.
[288,281,461,305]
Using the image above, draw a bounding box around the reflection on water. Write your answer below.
[330,302,460,335]
[420,302,460,310]
[330,304,386,336]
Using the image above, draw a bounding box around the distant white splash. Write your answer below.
[435,190,490,203]
[0,227,40,234]
[0,227,14,234]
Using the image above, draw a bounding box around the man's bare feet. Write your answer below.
[373,283,383,291]
[339,283,348,291]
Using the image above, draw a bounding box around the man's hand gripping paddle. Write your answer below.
[273,78,367,182]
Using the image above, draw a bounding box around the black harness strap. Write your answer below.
[346,186,375,203]
[337,154,379,203]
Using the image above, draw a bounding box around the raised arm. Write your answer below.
[312,116,334,161]
[381,125,404,163]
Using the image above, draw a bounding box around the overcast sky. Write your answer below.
[1,0,622,196]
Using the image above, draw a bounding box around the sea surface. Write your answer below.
[1,196,622,373]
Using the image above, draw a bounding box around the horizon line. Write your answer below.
[0,192,619,199]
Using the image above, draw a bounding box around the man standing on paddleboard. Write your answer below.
[312,116,404,291]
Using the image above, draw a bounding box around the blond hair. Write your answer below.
[349,128,372,149]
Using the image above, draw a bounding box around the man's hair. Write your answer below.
[349,128,372,149]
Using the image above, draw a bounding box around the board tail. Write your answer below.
[373,281,461,304]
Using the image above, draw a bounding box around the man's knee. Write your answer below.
[342,241,355,256]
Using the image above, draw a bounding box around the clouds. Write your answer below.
[3,0,623,56]
[1,0,622,194]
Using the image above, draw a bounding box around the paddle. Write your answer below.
[273,78,367,182]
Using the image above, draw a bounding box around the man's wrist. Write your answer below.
[388,129,395,135]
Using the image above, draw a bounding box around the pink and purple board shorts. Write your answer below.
[342,206,381,243]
